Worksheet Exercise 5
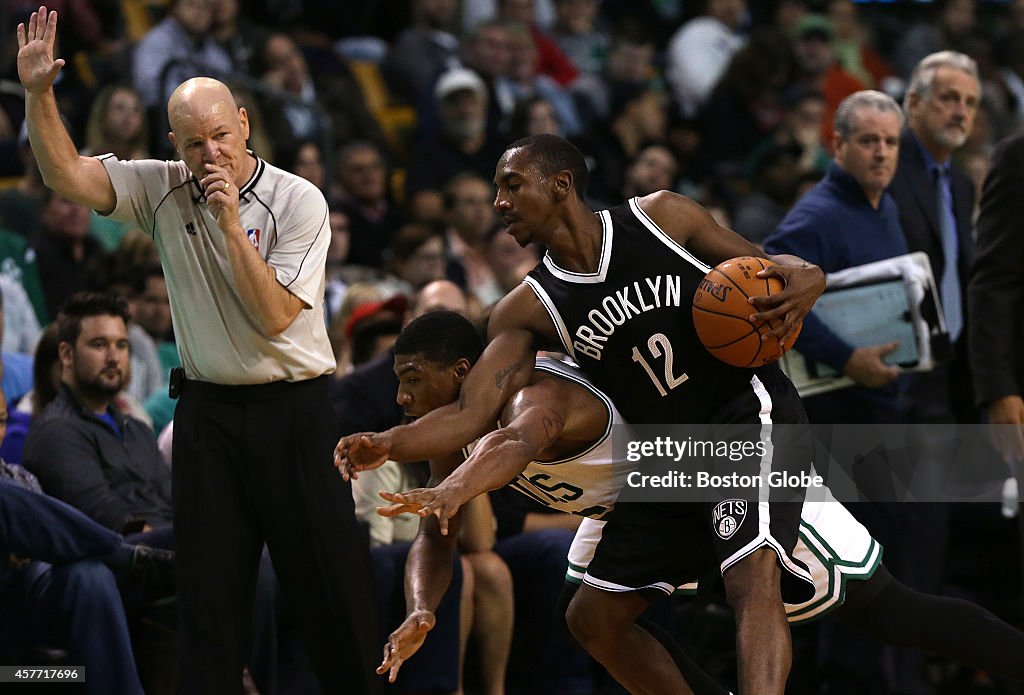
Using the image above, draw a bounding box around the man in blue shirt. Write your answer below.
[765,89,945,694]
[764,89,908,424]
[23,293,174,535]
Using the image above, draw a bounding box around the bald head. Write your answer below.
[410,280,469,319]
[167,77,238,130]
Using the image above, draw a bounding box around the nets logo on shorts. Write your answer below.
[712,499,747,540]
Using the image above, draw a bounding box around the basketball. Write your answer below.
[692,256,802,368]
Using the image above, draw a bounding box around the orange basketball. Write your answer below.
[692,256,802,368]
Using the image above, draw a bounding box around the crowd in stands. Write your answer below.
[2,0,1024,693]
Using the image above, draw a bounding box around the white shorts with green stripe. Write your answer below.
[787,488,883,624]
[564,489,881,623]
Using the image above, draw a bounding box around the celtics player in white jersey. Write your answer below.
[360,311,1024,692]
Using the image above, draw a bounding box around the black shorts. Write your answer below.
[585,372,816,604]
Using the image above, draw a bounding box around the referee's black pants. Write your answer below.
[172,376,380,695]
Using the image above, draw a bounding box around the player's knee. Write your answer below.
[565,587,625,658]
[565,588,600,646]
[723,547,781,609]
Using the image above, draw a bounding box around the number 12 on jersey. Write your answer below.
[631,332,689,397]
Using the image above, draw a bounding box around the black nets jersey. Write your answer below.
[525,197,782,425]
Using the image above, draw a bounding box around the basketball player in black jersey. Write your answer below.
[337,134,826,695]
[374,313,1024,695]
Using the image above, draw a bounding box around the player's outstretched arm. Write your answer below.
[334,325,534,474]
[638,191,825,344]
[378,453,463,682]
[378,387,569,534]
[17,7,115,213]
[336,287,547,473]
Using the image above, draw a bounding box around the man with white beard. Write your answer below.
[889,50,979,382]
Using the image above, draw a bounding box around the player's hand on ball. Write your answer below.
[694,257,805,367]
[750,261,825,343]
[17,6,65,95]
[377,609,435,683]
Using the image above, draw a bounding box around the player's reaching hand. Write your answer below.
[377,483,468,536]
[377,609,435,683]
[17,6,65,95]
[750,257,826,343]
[375,490,428,518]
[334,432,390,481]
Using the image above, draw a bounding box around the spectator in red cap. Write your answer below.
[344,295,409,367]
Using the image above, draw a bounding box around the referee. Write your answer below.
[18,8,379,694]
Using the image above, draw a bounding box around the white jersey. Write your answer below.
[99,153,335,384]
[464,357,638,519]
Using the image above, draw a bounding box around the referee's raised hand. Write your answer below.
[17,6,65,95]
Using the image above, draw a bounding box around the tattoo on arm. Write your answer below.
[494,361,524,391]
[541,414,564,446]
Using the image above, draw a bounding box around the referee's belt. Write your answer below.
[169,368,327,401]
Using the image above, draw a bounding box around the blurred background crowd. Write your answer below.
[3,0,1024,387]
[4,0,1024,389]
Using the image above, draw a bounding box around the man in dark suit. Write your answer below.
[970,132,1024,463]
[888,50,980,423]
[884,50,981,695]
